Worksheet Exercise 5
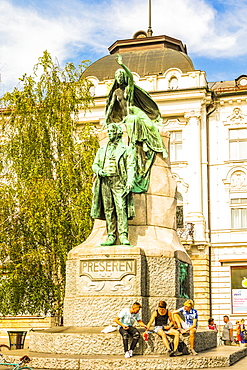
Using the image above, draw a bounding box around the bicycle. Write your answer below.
[0,345,10,353]
[0,353,32,370]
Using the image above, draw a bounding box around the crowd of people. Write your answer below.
[114,300,247,358]
[207,315,247,346]
[235,319,247,345]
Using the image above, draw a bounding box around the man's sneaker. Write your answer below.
[190,349,198,355]
[129,350,133,357]
[170,350,183,357]
[125,351,130,358]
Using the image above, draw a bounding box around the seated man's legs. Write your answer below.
[173,313,190,333]
[167,328,180,352]
[189,327,197,351]
[128,326,141,351]
[173,313,184,330]
[119,326,140,354]
[119,327,129,353]
[154,326,170,351]
[173,313,197,354]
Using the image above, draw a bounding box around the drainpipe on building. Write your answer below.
[206,96,216,317]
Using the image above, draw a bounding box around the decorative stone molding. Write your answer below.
[189,72,198,79]
[172,173,189,194]
[164,68,182,79]
[231,170,247,190]
[146,75,157,91]
[197,244,206,250]
[224,107,247,126]
[163,118,187,127]
[183,243,193,251]
[223,166,247,191]
[79,275,135,293]
[184,110,201,119]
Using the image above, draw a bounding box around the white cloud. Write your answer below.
[0,0,100,92]
[1,0,247,92]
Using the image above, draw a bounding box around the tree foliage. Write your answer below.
[0,51,98,316]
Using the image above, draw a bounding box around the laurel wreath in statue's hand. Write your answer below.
[116,54,122,65]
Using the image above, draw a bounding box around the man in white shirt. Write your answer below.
[114,302,147,358]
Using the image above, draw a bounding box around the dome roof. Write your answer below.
[83,35,194,81]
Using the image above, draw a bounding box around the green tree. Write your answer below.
[0,51,98,316]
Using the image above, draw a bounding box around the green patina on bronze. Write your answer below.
[104,55,168,193]
[91,123,135,246]
[91,56,169,245]
[179,262,190,298]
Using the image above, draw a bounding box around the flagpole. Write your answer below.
[147,0,153,37]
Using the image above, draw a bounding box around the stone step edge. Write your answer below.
[3,348,247,370]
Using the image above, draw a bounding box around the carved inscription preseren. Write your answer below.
[80,259,136,281]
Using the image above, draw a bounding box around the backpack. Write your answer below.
[169,340,190,355]
[178,341,190,355]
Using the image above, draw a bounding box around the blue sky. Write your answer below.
[1,0,247,94]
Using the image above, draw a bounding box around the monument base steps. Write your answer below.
[2,346,247,370]
[29,327,217,355]
[5,327,241,369]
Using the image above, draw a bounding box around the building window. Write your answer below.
[169,76,178,89]
[231,198,247,229]
[176,192,184,228]
[89,85,96,97]
[229,128,247,160]
[231,266,247,314]
[170,131,182,162]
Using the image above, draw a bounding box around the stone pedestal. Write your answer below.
[64,245,191,326]
[63,131,193,326]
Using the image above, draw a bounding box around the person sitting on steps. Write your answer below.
[114,302,147,358]
[172,299,198,355]
[146,300,181,357]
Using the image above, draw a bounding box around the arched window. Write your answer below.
[176,191,184,228]
[89,85,96,97]
[169,76,178,90]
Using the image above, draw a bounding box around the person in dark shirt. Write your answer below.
[146,301,180,357]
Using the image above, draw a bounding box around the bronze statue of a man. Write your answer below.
[91,123,136,246]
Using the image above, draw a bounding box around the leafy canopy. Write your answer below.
[0,51,98,316]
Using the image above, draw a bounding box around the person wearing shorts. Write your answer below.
[172,299,198,355]
[146,301,180,357]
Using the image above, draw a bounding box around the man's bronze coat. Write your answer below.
[91,140,136,220]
